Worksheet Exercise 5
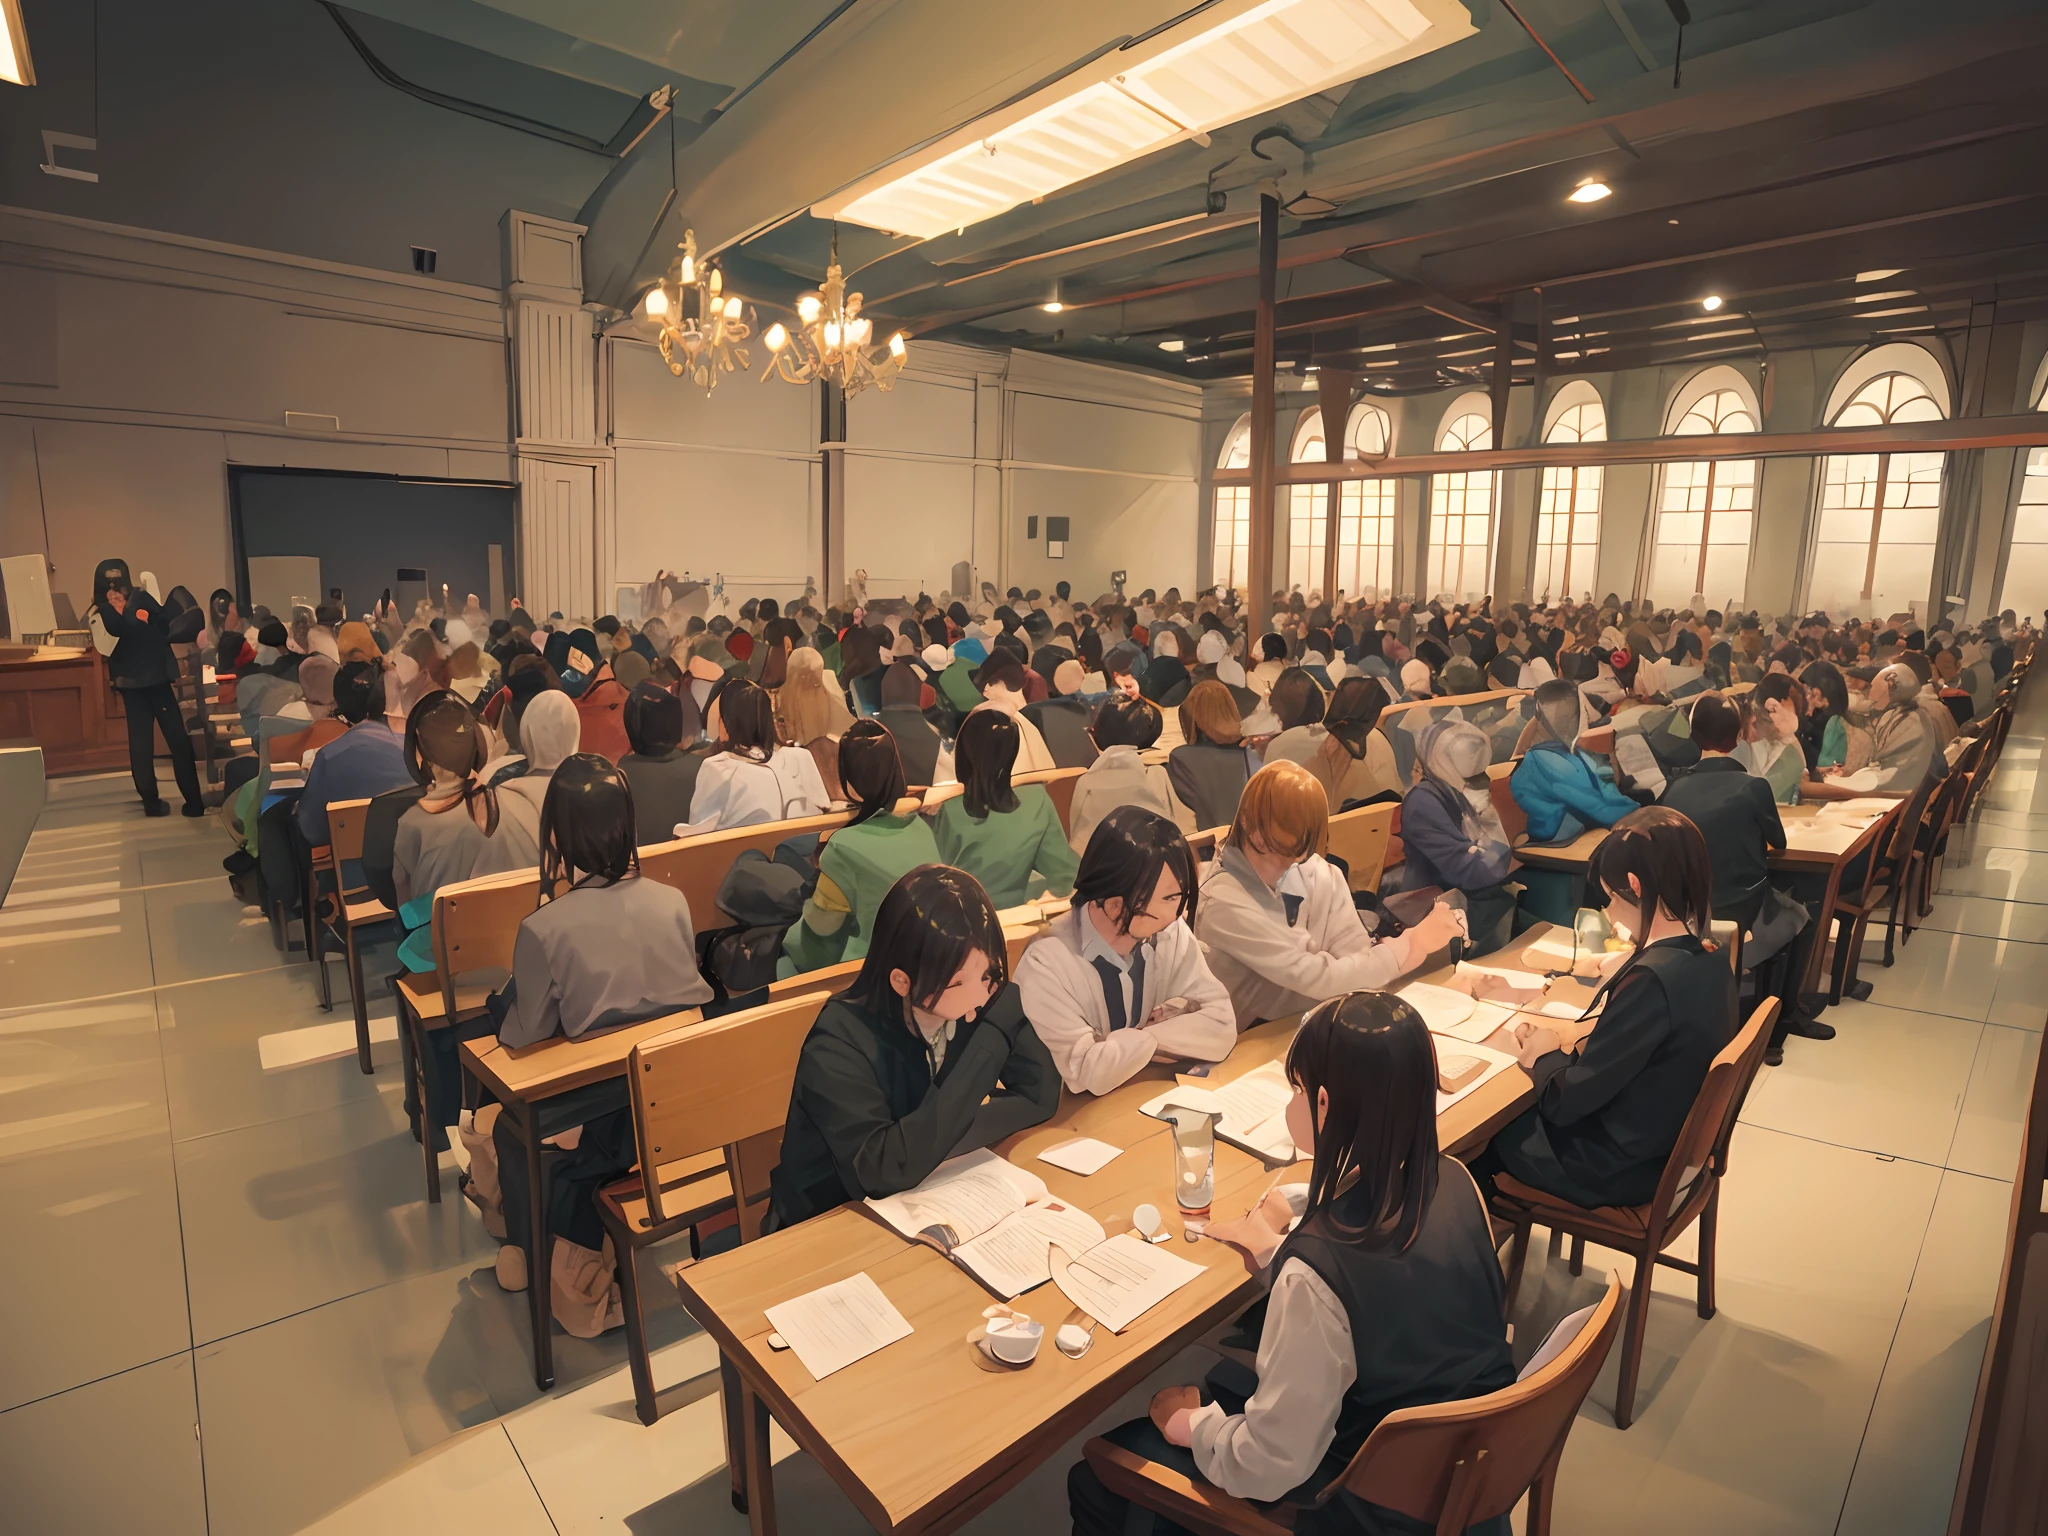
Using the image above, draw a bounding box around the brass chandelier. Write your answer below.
[761,234,908,397]
[643,230,752,391]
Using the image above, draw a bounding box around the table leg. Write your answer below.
[721,1350,748,1512]
[1800,863,1847,999]
[517,1096,556,1391]
[742,1382,778,1536]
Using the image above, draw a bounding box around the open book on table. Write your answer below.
[1140,1059,1297,1163]
[865,1150,1110,1300]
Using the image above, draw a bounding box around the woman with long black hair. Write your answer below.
[88,557,204,817]
[1068,991,1514,1536]
[766,864,1059,1230]
[932,707,1078,907]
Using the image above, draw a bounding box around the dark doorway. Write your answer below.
[228,468,516,621]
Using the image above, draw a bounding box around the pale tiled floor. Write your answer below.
[3,687,2041,1535]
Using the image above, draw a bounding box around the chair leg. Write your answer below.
[1501,1219,1532,1320]
[608,1215,660,1426]
[1828,915,1853,1006]
[1525,1468,1558,1536]
[409,1001,440,1205]
[1696,1188,1719,1320]
[1547,1226,1564,1261]
[1568,1234,1585,1276]
[347,928,372,1075]
[1613,1250,1659,1431]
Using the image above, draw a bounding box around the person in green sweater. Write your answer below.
[932,708,1079,908]
[780,721,941,977]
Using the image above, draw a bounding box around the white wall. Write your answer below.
[0,205,511,616]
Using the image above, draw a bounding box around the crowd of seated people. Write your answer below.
[167,565,2030,1502]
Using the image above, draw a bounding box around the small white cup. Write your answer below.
[984,1315,1044,1364]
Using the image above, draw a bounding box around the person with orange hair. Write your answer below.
[1195,760,1462,1024]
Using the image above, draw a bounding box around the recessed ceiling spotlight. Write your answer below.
[1668,218,1679,226]
[1701,294,1724,312]
[1857,268,1903,283]
[1568,181,1612,204]
[1158,338,1184,352]
[1042,300,1064,313]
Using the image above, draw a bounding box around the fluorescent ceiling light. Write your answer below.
[1042,301,1065,313]
[1157,339,1185,351]
[815,0,1474,238]
[1854,290,1914,304]
[1857,269,1903,282]
[0,0,35,86]
[1568,182,1611,204]
[1701,295,1723,312]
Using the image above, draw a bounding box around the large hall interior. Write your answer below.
[3,1,2048,1533]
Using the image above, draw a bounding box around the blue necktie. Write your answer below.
[1090,946,1147,1030]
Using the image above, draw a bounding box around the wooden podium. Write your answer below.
[0,647,130,775]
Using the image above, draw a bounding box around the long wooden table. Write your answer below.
[675,928,1594,1536]
[1511,800,1897,995]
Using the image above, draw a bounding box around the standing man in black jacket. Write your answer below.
[88,558,204,817]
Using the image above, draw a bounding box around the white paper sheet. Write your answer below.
[1540,999,1591,1021]
[865,1150,1046,1247]
[1038,1138,1125,1176]
[1829,767,1884,792]
[1395,981,1476,1034]
[763,1272,913,1381]
[1049,1232,1205,1334]
[1145,1060,1296,1161]
[953,1198,1108,1298]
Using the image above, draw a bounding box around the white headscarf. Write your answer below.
[1419,719,1509,848]
[518,691,580,774]
[1197,630,1229,667]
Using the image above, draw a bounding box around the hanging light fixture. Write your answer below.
[643,230,753,391]
[761,232,908,396]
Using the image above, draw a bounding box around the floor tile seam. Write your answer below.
[502,1423,566,1535]
[1828,1182,1951,1536]
[186,1262,485,1352]
[1732,1119,1956,1173]
[167,1082,411,1150]
[2,873,224,909]
[0,958,319,1018]
[0,1345,196,1418]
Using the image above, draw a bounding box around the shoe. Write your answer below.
[181,802,206,817]
[1783,1015,1836,1041]
[143,801,170,818]
[1765,1044,1785,1067]
[495,1244,528,1293]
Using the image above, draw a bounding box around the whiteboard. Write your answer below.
[0,554,56,640]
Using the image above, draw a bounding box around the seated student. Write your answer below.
[777,645,854,795]
[1141,628,1192,707]
[1262,667,1390,811]
[780,721,942,976]
[1016,807,1235,1095]
[296,661,409,846]
[765,865,1060,1230]
[1509,678,1638,844]
[570,631,632,761]
[875,661,945,786]
[932,709,1079,908]
[617,682,701,846]
[471,690,581,876]
[1247,632,1289,699]
[1797,659,1869,779]
[1731,673,1805,804]
[484,755,715,1327]
[1196,761,1461,1025]
[677,678,832,835]
[1024,660,1101,770]
[1471,806,1735,1210]
[1065,695,1192,853]
[971,652,1059,774]
[1167,679,1263,831]
[1069,991,1514,1536]
[390,692,497,983]
[1807,662,1936,799]
[1657,693,1785,919]
[1395,720,1517,955]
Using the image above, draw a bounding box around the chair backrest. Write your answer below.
[1327,802,1397,894]
[639,809,851,929]
[263,724,314,771]
[324,798,374,895]
[1339,1272,1623,1531]
[431,870,541,1011]
[1014,765,1087,834]
[1487,764,1527,845]
[767,957,863,1001]
[627,991,832,1234]
[1645,997,1777,1232]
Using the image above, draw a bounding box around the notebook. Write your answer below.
[865,1150,1109,1299]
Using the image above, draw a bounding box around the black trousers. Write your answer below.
[120,681,201,809]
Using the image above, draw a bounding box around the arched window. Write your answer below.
[1532,384,1605,602]
[1212,415,1252,594]
[1812,371,1945,617]
[1425,396,1494,600]
[1285,403,1398,599]
[1646,376,1758,609]
[1999,366,2048,618]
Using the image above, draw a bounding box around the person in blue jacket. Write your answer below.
[1510,679,1640,925]
[1397,720,1517,953]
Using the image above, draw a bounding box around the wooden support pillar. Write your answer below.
[1246,192,1280,641]
[1489,299,1515,449]
[1317,366,1357,605]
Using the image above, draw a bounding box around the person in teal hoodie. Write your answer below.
[1510,679,1641,924]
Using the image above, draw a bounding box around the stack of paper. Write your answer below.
[763,1272,913,1381]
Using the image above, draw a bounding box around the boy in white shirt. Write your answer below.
[1196,760,1461,1024]
[1065,695,1196,854]
[1016,807,1236,1095]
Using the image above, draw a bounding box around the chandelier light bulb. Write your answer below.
[889,332,907,358]
[823,320,843,350]
[798,295,823,324]
[723,296,743,321]
[679,255,695,284]
[765,322,788,351]
[644,287,669,318]
[709,267,722,296]
[850,317,873,345]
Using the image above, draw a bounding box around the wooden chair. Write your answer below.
[639,810,850,931]
[311,797,395,1074]
[766,957,863,1001]
[1083,1271,1622,1536]
[393,871,537,1201]
[1918,737,1985,916]
[1822,782,1930,1000]
[1490,998,1778,1429]
[1327,802,1397,895]
[598,992,831,1426]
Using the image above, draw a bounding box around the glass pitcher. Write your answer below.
[1163,1106,1220,1218]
